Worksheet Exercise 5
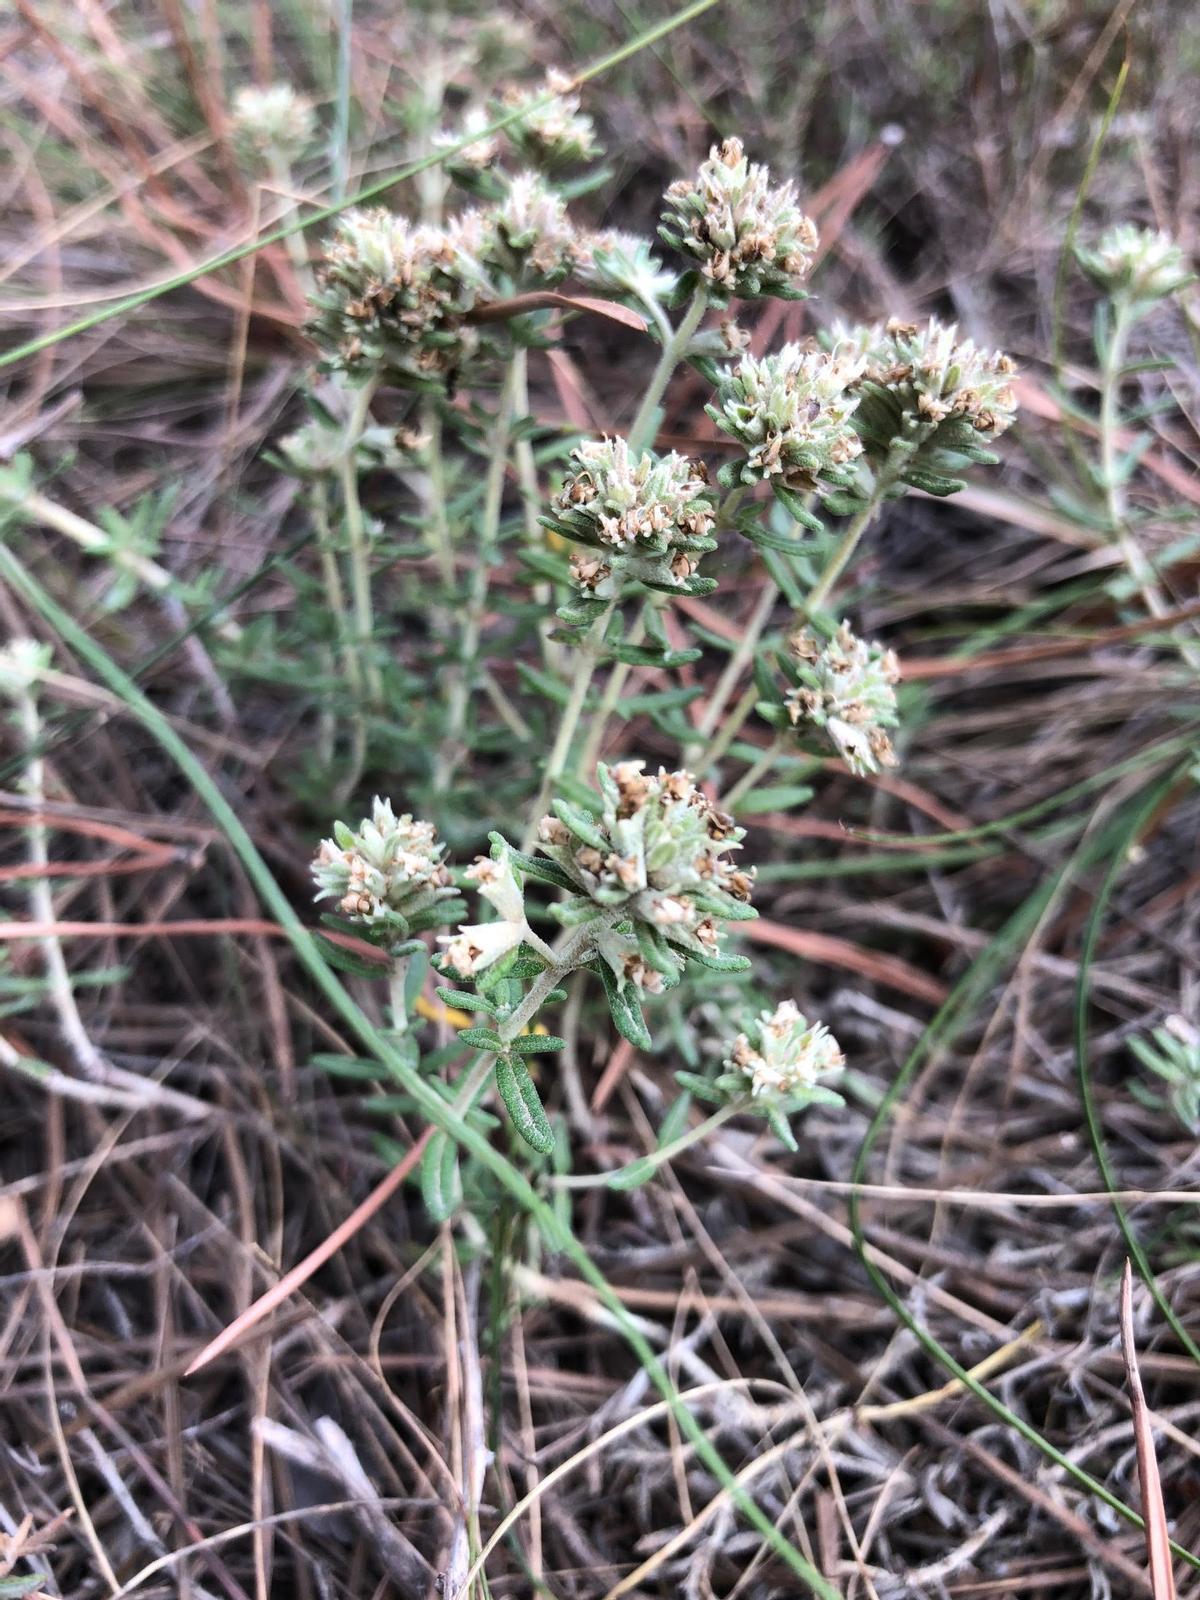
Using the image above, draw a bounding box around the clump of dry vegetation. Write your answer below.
[1,2,1199,1597]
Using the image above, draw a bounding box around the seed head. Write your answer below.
[660,137,818,304]
[312,798,454,928]
[786,623,901,776]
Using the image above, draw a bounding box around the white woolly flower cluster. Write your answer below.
[707,343,865,495]
[660,137,819,304]
[786,623,901,776]
[551,437,716,593]
[231,83,316,164]
[0,638,51,697]
[726,1000,844,1100]
[486,171,577,283]
[575,230,678,305]
[1077,224,1193,302]
[536,761,755,991]
[312,798,454,929]
[834,316,1018,442]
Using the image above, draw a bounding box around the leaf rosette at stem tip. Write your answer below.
[543,436,719,599]
[706,343,865,526]
[659,136,819,306]
[311,797,460,941]
[678,1000,845,1151]
[534,760,757,995]
[826,315,1018,498]
[774,620,902,778]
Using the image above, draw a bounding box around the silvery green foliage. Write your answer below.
[535,761,756,992]
[433,105,502,182]
[274,412,422,477]
[438,838,531,979]
[0,638,51,697]
[576,230,679,307]
[829,315,1018,496]
[1129,1016,1200,1133]
[1077,225,1193,305]
[307,210,487,387]
[230,83,316,166]
[500,71,601,171]
[784,622,901,776]
[546,437,718,596]
[312,798,456,933]
[659,137,819,305]
[707,344,865,511]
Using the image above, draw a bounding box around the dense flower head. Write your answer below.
[786,623,901,776]
[485,171,577,283]
[307,209,486,386]
[501,71,601,170]
[231,83,316,164]
[707,343,864,495]
[312,798,454,928]
[1077,224,1193,302]
[575,230,678,305]
[536,761,755,990]
[660,137,818,304]
[726,1000,844,1100]
[833,316,1018,450]
[551,438,716,593]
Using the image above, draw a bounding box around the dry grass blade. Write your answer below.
[1120,1259,1179,1600]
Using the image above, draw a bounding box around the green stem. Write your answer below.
[626,287,708,456]
[554,1101,739,1189]
[689,578,778,758]
[521,598,617,850]
[439,360,520,784]
[803,488,886,617]
[338,378,383,709]
[722,736,782,810]
[576,604,647,780]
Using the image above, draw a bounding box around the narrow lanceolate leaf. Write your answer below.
[510,1034,567,1055]
[607,1155,657,1190]
[314,932,388,977]
[496,1055,555,1154]
[599,961,653,1051]
[552,799,609,853]
[435,987,498,1015]
[458,1026,505,1052]
[420,1132,461,1223]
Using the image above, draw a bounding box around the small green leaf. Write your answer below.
[314,932,388,978]
[599,961,653,1051]
[459,1026,504,1052]
[496,1055,555,1154]
[735,784,814,814]
[674,1070,727,1104]
[419,1132,460,1222]
[435,987,498,1015]
[510,1034,566,1055]
[552,799,609,852]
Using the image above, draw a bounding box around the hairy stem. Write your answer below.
[338,377,384,710]
[626,287,708,456]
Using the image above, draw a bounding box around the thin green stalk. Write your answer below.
[575,606,647,780]
[554,1102,739,1189]
[689,578,779,757]
[803,487,886,616]
[439,360,521,784]
[626,288,708,456]
[338,378,383,710]
[521,599,617,850]
[2,540,838,1599]
[722,736,783,810]
[695,680,759,774]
